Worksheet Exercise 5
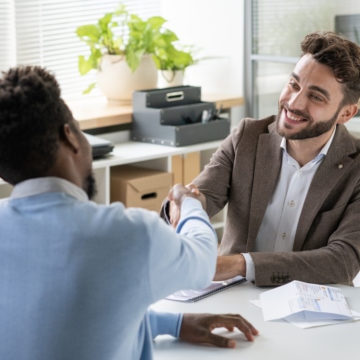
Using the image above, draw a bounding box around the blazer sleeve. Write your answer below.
[250,180,360,287]
[192,121,246,217]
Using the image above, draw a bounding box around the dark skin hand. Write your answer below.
[180,313,259,348]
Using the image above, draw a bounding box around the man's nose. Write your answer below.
[288,91,307,110]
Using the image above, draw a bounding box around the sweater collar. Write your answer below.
[11,177,88,202]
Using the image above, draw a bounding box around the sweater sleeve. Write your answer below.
[145,195,218,305]
[148,309,183,338]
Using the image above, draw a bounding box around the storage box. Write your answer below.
[136,85,201,108]
[110,165,173,211]
[131,86,230,147]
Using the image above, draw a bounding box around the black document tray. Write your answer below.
[137,85,201,108]
[131,86,230,147]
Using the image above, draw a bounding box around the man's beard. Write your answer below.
[84,172,97,200]
[276,103,340,140]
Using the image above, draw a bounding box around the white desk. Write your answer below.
[151,281,360,359]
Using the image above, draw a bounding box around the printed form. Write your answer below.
[259,281,358,327]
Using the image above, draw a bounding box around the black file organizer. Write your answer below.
[131,86,230,147]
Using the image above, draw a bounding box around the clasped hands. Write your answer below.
[166,183,206,228]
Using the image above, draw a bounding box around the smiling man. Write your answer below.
[164,31,360,287]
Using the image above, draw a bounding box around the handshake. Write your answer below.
[160,183,206,228]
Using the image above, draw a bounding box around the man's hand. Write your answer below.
[214,254,246,281]
[179,313,259,348]
[167,183,206,228]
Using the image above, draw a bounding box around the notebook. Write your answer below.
[166,276,246,302]
[83,132,114,159]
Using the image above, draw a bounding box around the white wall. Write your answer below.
[161,0,245,97]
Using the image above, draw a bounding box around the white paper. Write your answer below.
[352,270,360,287]
[259,281,353,322]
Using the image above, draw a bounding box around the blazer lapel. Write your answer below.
[293,125,358,250]
[247,124,282,251]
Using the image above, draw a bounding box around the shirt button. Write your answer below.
[281,232,287,239]
[288,200,295,207]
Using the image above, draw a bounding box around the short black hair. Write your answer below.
[0,66,73,184]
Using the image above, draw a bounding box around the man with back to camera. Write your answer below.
[0,65,258,360]
[165,31,360,287]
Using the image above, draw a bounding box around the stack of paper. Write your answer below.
[257,281,360,328]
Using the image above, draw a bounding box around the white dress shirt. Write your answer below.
[244,129,336,281]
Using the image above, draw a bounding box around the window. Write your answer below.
[0,0,161,100]
[244,0,360,118]
[0,0,15,70]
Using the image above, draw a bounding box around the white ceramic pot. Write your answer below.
[157,70,185,88]
[97,54,158,103]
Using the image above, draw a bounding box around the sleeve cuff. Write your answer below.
[148,309,183,338]
[242,252,255,281]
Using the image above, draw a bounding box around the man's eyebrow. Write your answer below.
[290,72,330,100]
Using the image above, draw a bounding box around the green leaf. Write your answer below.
[76,25,101,45]
[126,49,144,72]
[78,55,94,75]
[82,82,96,94]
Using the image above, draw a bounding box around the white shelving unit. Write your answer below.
[0,139,226,239]
[91,140,222,204]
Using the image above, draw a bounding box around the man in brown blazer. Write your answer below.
[165,31,360,287]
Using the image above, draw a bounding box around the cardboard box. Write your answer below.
[110,165,173,211]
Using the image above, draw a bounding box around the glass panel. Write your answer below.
[248,0,360,117]
[253,0,337,57]
[254,61,294,118]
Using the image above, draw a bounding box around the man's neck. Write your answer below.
[286,128,335,167]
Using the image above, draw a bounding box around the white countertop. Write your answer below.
[151,281,360,360]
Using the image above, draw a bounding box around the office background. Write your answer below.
[1,0,360,118]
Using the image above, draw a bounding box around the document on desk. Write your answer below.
[166,276,246,302]
[259,280,354,323]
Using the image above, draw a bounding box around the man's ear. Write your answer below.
[60,123,80,154]
[338,103,358,125]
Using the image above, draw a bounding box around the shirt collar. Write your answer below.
[11,177,88,202]
[280,127,336,161]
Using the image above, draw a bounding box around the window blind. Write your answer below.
[1,0,161,100]
[0,0,15,70]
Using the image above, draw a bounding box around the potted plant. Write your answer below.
[152,32,195,88]
[76,4,194,102]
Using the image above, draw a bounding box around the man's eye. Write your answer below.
[310,94,324,102]
[289,81,298,89]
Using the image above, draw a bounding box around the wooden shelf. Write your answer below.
[67,94,244,131]
[67,98,133,130]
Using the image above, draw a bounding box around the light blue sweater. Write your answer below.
[0,177,217,360]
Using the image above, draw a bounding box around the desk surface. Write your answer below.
[151,282,359,360]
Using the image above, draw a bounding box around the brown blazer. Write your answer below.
[193,116,360,286]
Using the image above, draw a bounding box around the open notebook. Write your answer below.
[166,276,246,302]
